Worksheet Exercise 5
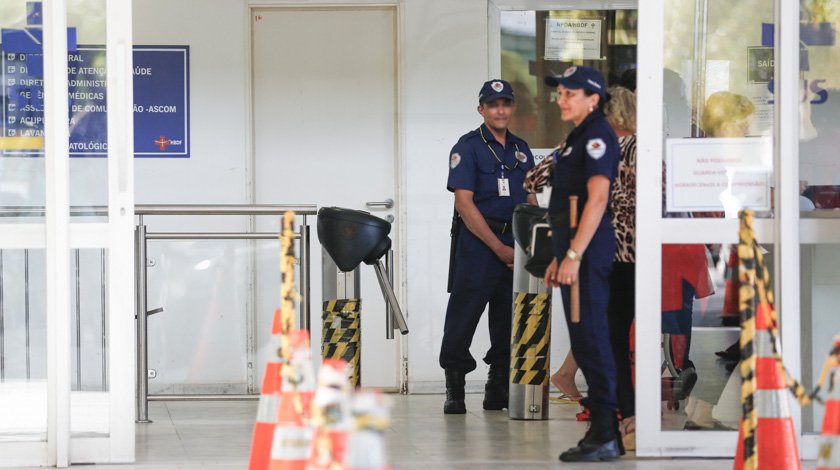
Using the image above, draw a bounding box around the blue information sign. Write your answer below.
[1,44,190,158]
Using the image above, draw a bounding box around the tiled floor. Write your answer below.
[67,394,816,470]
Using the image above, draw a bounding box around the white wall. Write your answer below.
[401,0,494,389]
[130,0,573,393]
[133,0,253,393]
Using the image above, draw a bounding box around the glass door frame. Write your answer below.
[488,0,640,76]
[636,0,805,457]
[490,0,809,459]
[0,0,135,466]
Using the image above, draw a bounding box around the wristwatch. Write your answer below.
[566,248,582,261]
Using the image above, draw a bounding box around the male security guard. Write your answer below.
[440,79,536,414]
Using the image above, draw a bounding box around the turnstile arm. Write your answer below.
[372,260,409,335]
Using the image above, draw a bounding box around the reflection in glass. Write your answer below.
[663,0,775,219]
[0,4,47,214]
[801,244,840,434]
[500,9,638,149]
[70,249,109,437]
[0,0,109,220]
[798,0,840,436]
[799,1,840,211]
[0,249,47,441]
[660,243,775,431]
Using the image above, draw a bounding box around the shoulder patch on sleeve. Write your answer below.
[586,138,607,160]
[450,153,462,169]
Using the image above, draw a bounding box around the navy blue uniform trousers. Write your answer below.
[559,228,618,413]
[440,226,513,373]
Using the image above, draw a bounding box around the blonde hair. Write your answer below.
[604,86,636,133]
[701,92,755,137]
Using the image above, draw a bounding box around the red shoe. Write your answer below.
[576,406,591,421]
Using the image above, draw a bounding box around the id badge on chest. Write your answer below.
[498,177,510,197]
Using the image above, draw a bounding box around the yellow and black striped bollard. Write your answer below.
[509,229,551,420]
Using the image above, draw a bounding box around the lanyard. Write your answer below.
[479,127,520,173]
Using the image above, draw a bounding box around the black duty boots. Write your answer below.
[482,364,509,410]
[443,369,466,414]
[559,406,624,462]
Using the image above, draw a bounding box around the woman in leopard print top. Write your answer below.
[602,87,637,444]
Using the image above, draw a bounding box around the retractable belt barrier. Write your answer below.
[734,209,819,470]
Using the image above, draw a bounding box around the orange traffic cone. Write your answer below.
[269,329,316,470]
[308,359,352,470]
[722,250,740,322]
[818,369,840,469]
[344,389,391,470]
[250,308,287,470]
[733,303,800,470]
[817,335,840,470]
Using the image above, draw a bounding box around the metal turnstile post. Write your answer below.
[321,248,362,387]
[135,221,152,423]
[509,231,552,420]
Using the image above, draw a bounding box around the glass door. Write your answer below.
[0,0,134,465]
[0,0,50,462]
[797,0,840,460]
[637,0,801,457]
[491,0,639,409]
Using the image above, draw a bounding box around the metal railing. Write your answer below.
[133,204,316,422]
[0,204,318,421]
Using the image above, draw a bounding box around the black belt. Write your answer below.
[486,218,512,235]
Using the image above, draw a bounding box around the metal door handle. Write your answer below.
[365,198,394,209]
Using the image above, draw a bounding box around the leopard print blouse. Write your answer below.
[611,135,636,263]
[523,137,636,263]
[523,144,564,194]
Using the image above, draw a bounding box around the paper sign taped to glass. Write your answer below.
[665,137,772,214]
[544,18,602,61]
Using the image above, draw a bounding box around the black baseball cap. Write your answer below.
[479,79,515,104]
[545,66,607,99]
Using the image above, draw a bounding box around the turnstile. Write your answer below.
[317,207,409,387]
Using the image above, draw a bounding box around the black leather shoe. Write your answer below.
[443,369,466,414]
[482,364,509,410]
[560,406,623,461]
[559,438,622,462]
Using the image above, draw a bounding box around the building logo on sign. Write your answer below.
[154,135,171,150]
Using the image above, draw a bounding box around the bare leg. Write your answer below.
[551,351,582,399]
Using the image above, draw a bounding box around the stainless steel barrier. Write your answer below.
[0,204,317,422]
[0,247,108,390]
[134,204,316,423]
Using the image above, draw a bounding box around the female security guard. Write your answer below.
[542,66,622,462]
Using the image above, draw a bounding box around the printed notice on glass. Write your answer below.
[666,138,772,213]
[544,18,602,61]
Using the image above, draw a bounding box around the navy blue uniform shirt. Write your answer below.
[447,124,535,221]
[549,108,620,229]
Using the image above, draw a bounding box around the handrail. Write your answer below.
[0,203,318,217]
[133,205,314,422]
[136,204,317,216]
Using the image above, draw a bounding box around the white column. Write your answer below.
[775,0,802,450]
[635,0,664,457]
[43,0,71,466]
[107,0,136,463]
